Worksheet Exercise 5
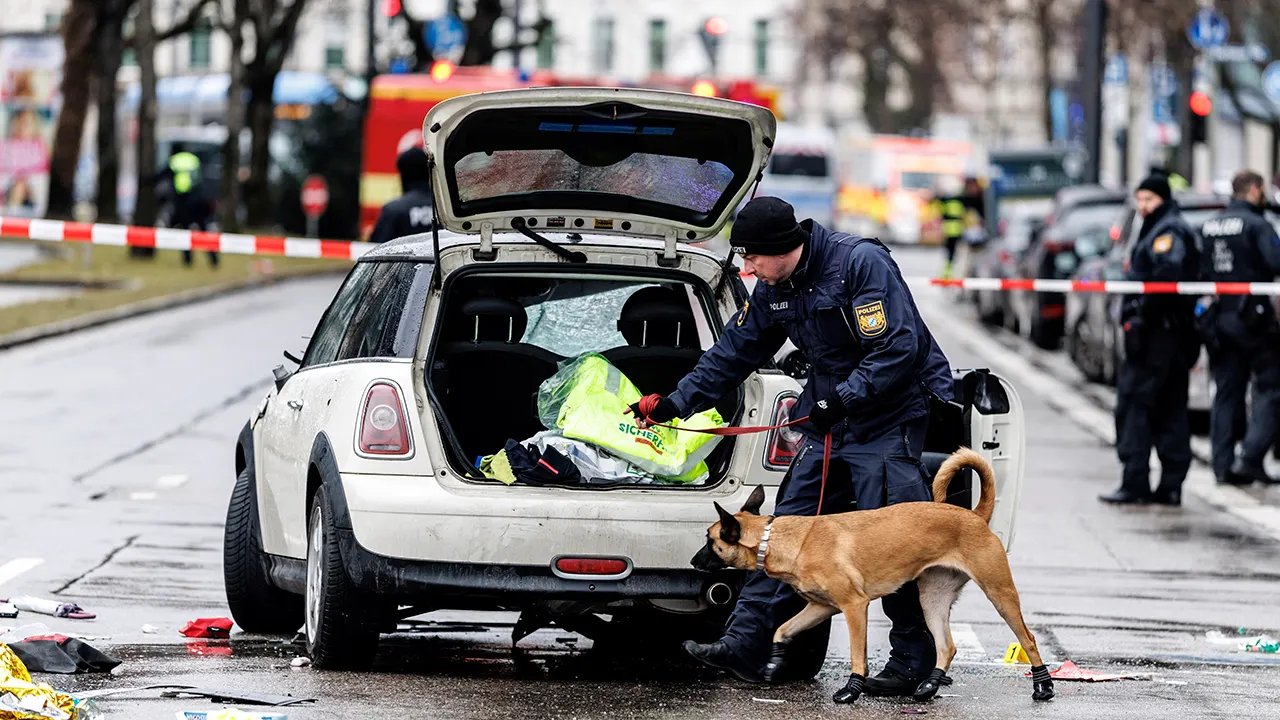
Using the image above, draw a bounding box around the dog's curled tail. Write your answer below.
[931,447,996,525]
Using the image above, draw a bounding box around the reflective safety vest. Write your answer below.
[538,353,724,482]
[942,199,966,239]
[169,152,201,194]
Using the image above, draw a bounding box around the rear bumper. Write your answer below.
[335,525,729,603]
[329,472,752,604]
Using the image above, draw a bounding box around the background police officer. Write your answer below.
[368,147,436,244]
[1100,174,1202,505]
[628,196,955,696]
[1199,170,1280,486]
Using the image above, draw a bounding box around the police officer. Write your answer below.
[369,147,435,243]
[1100,174,1202,505]
[150,143,217,266]
[1199,170,1280,486]
[933,177,984,279]
[628,196,955,695]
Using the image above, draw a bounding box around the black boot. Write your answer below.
[1030,664,1055,701]
[681,640,762,683]
[833,673,866,703]
[864,667,926,697]
[1098,487,1150,504]
[1152,487,1182,506]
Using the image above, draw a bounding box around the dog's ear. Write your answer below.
[740,485,766,515]
[714,502,741,544]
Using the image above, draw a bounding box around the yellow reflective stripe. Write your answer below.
[944,200,965,217]
[944,220,965,235]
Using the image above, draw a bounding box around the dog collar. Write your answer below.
[757,518,775,569]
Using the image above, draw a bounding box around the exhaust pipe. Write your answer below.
[705,582,733,607]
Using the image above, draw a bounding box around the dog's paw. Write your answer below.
[913,668,948,701]
[833,673,865,703]
[1030,665,1055,701]
[762,642,787,684]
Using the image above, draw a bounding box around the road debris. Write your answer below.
[6,638,121,674]
[901,709,928,715]
[288,657,310,668]
[159,688,316,707]
[751,698,786,704]
[172,707,285,712]
[1024,660,1140,682]
[1,597,95,620]
[175,711,288,720]
[179,618,233,639]
[0,643,99,719]
[141,625,158,634]
[1205,630,1280,653]
[0,602,17,619]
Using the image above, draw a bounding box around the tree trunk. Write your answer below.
[94,3,128,223]
[244,78,276,228]
[221,10,247,232]
[47,0,98,220]
[1035,0,1056,143]
[134,0,158,227]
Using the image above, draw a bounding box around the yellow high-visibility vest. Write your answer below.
[169,152,201,194]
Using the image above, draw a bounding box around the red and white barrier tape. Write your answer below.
[0,217,374,261]
[925,277,1280,296]
[5,217,1277,296]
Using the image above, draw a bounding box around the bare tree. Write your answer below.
[93,0,133,223]
[398,0,552,71]
[47,0,98,220]
[219,0,249,232]
[133,0,158,228]
[236,0,311,228]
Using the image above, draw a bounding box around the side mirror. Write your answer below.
[272,364,292,391]
[283,350,302,365]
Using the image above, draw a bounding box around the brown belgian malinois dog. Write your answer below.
[691,447,1054,704]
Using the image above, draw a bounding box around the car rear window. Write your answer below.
[455,150,734,213]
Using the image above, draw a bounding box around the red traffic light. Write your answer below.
[704,16,728,36]
[381,0,400,16]
[1190,90,1212,116]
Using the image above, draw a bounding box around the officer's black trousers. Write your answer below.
[1210,339,1280,476]
[720,416,935,679]
[1114,335,1192,495]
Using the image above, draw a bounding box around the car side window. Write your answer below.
[302,263,377,368]
[335,262,425,361]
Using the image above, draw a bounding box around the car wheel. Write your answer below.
[224,467,305,633]
[304,485,380,669]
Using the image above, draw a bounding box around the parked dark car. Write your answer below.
[1064,192,1229,432]
[969,199,1052,329]
[1009,185,1128,349]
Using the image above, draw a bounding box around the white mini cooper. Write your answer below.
[223,87,1027,669]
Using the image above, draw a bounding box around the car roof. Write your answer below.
[1054,184,1126,208]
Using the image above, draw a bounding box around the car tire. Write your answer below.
[224,467,305,633]
[304,486,381,669]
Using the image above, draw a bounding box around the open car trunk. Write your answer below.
[427,266,741,488]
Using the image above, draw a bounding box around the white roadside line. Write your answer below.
[950,623,987,663]
[0,557,44,587]
[912,282,1280,543]
[155,474,189,489]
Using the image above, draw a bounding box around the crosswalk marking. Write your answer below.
[0,558,44,587]
[951,623,987,662]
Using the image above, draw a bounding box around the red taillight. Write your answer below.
[765,395,804,470]
[998,250,1012,265]
[357,382,410,456]
[554,557,628,576]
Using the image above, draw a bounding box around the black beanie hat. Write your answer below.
[730,197,808,256]
[1136,174,1171,202]
[397,146,431,188]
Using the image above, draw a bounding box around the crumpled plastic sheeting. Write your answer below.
[0,644,79,720]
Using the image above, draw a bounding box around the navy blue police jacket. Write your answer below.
[668,221,955,442]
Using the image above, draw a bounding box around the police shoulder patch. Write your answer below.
[736,299,749,327]
[854,300,887,338]
[1152,234,1173,254]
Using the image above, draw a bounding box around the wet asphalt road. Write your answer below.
[1,247,1279,719]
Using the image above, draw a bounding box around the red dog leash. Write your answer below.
[628,395,834,516]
